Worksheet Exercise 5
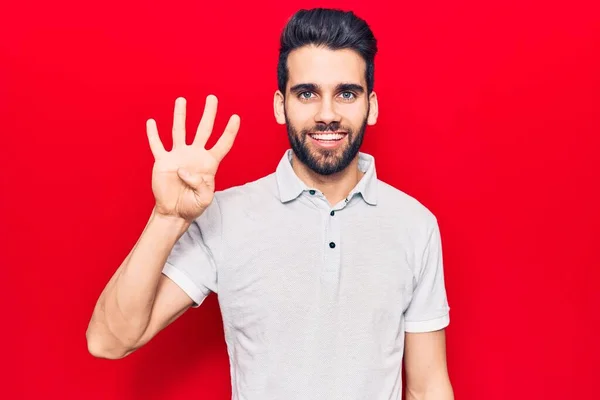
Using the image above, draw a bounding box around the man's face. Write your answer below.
[277,45,377,176]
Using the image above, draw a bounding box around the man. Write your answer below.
[86,8,454,400]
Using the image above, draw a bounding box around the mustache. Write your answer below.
[303,122,348,133]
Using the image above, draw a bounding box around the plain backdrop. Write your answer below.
[1,0,599,399]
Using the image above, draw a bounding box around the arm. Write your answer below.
[86,210,195,359]
[403,217,453,398]
[404,329,454,400]
[86,96,240,359]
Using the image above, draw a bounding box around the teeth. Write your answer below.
[310,133,345,141]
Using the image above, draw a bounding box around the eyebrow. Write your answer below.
[289,82,365,95]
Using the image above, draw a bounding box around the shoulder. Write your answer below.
[375,178,439,235]
[194,173,277,228]
[208,173,280,223]
[214,173,277,205]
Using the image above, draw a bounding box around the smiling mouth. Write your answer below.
[308,132,347,141]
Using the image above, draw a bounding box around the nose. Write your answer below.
[315,98,341,125]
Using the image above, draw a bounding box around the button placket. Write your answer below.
[323,207,341,275]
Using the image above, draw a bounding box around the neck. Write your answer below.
[291,153,364,205]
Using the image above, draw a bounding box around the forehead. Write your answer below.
[286,45,366,89]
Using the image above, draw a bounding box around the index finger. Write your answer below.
[209,114,240,162]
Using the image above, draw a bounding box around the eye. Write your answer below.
[299,91,314,100]
[339,91,356,101]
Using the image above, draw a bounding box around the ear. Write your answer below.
[367,91,379,126]
[274,90,286,125]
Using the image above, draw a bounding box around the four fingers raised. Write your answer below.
[147,96,240,162]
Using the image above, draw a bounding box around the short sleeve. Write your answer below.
[404,220,451,332]
[161,196,223,308]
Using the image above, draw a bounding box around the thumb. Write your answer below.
[177,168,207,191]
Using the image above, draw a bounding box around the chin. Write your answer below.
[309,156,351,175]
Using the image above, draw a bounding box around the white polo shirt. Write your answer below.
[162,149,450,400]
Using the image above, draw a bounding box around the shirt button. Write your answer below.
[309,190,316,195]
[330,210,335,216]
[329,242,336,248]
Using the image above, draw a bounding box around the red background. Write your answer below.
[1,0,599,399]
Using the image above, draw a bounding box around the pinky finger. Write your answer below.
[146,118,166,158]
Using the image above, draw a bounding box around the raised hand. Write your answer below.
[146,95,240,221]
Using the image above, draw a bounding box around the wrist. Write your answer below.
[149,208,191,233]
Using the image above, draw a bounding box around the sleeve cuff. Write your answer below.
[405,314,450,333]
[162,262,211,308]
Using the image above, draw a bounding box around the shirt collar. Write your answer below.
[275,149,378,205]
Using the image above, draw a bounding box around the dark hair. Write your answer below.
[277,8,378,96]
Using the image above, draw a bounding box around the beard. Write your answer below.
[285,107,369,176]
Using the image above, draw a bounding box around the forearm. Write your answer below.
[87,209,189,354]
[405,379,454,400]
